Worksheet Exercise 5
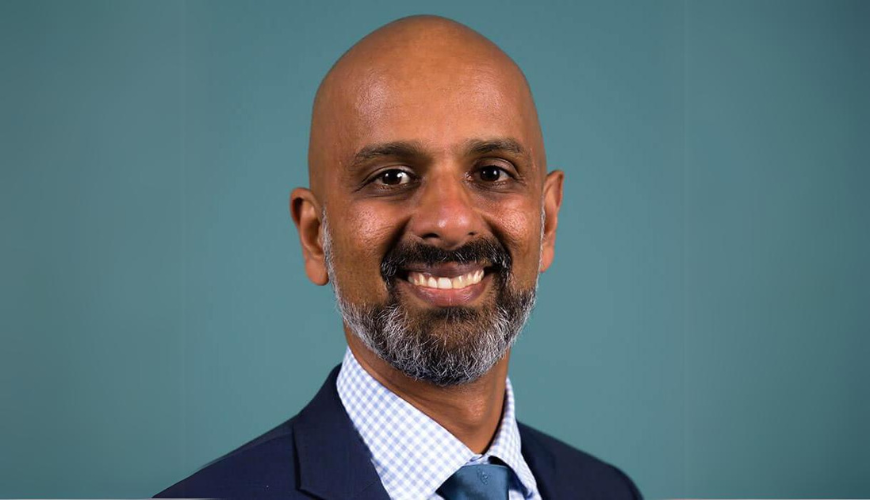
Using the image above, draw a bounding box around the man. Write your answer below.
[158,15,641,499]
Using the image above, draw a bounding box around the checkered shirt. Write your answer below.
[337,348,540,500]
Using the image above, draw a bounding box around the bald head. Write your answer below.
[307,15,545,198]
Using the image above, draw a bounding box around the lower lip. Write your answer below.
[396,274,492,307]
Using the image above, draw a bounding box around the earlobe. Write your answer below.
[304,257,329,286]
[539,170,565,273]
[290,188,329,286]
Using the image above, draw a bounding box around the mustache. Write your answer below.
[381,238,512,281]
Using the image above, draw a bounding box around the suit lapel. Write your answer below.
[293,366,390,500]
[518,422,558,498]
[294,368,561,499]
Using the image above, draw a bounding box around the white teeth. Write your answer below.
[407,270,486,290]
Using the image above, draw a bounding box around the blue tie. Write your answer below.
[436,464,510,500]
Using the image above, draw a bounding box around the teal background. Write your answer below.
[1,0,868,497]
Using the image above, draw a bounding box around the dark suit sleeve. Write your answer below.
[154,424,300,499]
[611,464,643,500]
[518,422,642,499]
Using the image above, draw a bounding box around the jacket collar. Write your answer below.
[292,366,558,499]
[292,366,391,500]
[518,422,558,498]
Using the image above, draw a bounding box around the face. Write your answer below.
[294,47,564,386]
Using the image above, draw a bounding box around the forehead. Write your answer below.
[338,60,535,160]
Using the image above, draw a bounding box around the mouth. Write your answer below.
[394,263,495,307]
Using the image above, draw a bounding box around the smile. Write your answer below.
[396,263,493,307]
[406,270,484,290]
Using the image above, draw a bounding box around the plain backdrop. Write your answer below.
[1,0,868,498]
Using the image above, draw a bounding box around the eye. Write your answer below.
[476,165,511,183]
[373,169,414,186]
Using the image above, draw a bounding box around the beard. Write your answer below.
[321,211,539,386]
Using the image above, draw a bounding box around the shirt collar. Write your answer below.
[336,347,538,500]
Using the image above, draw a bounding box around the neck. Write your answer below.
[345,331,509,454]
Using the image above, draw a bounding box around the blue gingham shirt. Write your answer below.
[337,348,541,500]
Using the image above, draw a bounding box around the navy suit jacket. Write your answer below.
[157,366,641,499]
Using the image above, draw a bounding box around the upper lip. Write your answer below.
[400,262,489,278]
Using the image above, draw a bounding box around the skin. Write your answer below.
[290,15,564,453]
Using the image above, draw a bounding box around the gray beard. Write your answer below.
[321,211,539,386]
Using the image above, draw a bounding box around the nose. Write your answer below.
[407,170,483,250]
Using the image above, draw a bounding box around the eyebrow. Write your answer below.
[464,137,528,158]
[348,141,427,170]
[347,137,530,171]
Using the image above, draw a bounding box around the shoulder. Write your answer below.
[518,422,642,499]
[154,418,303,499]
[155,366,362,499]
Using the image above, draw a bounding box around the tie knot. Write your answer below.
[437,463,510,500]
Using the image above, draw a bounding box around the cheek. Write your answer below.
[332,204,400,292]
[483,197,542,283]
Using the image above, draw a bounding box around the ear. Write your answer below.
[539,170,564,273]
[290,188,329,286]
